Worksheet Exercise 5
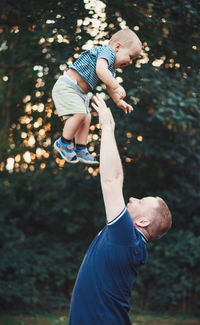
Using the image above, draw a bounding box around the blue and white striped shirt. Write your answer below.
[69,45,116,89]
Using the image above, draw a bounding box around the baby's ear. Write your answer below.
[134,217,150,228]
[115,42,121,51]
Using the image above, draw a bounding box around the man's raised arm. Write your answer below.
[91,94,125,223]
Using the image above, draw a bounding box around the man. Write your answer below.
[69,94,172,325]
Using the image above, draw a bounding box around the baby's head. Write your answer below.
[109,28,142,68]
[127,196,172,240]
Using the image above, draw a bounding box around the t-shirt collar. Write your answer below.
[137,229,148,244]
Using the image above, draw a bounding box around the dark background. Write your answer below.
[0,0,200,315]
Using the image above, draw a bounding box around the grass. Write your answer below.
[131,311,200,325]
[0,312,199,325]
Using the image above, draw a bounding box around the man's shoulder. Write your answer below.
[106,207,127,226]
[104,208,148,247]
[104,208,135,245]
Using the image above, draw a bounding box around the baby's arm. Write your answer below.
[107,86,133,114]
[96,58,133,114]
[96,58,119,91]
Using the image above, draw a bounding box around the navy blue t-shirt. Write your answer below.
[69,207,148,325]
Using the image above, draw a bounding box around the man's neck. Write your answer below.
[136,228,149,243]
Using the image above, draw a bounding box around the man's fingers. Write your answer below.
[95,93,107,107]
[92,95,103,108]
[91,102,99,112]
[92,94,108,111]
[92,96,103,111]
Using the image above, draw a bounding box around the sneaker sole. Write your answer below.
[54,143,79,164]
[78,157,99,165]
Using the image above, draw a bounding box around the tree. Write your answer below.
[0,0,200,313]
[104,0,200,312]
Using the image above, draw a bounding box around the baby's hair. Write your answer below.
[109,28,141,48]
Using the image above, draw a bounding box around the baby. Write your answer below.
[52,28,142,164]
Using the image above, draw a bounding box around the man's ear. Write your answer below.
[134,217,150,228]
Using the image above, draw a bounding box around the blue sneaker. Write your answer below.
[54,138,79,164]
[75,148,99,165]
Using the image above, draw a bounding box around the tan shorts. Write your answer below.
[52,73,90,120]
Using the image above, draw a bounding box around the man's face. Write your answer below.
[127,196,159,222]
[114,42,141,69]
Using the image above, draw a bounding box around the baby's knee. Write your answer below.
[76,113,88,123]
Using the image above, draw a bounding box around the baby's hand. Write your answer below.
[110,91,133,114]
[107,84,133,114]
[116,99,133,114]
[114,85,126,99]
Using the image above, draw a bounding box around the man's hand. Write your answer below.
[91,94,115,131]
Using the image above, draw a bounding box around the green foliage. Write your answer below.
[0,166,103,309]
[0,0,90,161]
[132,232,200,312]
[0,0,200,315]
[0,311,199,325]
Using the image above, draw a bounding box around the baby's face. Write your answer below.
[113,42,141,69]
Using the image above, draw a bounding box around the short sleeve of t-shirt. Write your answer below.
[106,207,146,246]
[97,45,116,67]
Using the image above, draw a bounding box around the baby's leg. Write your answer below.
[54,113,98,165]
[75,114,91,145]
[74,114,99,165]
[54,114,86,164]
[63,113,87,140]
